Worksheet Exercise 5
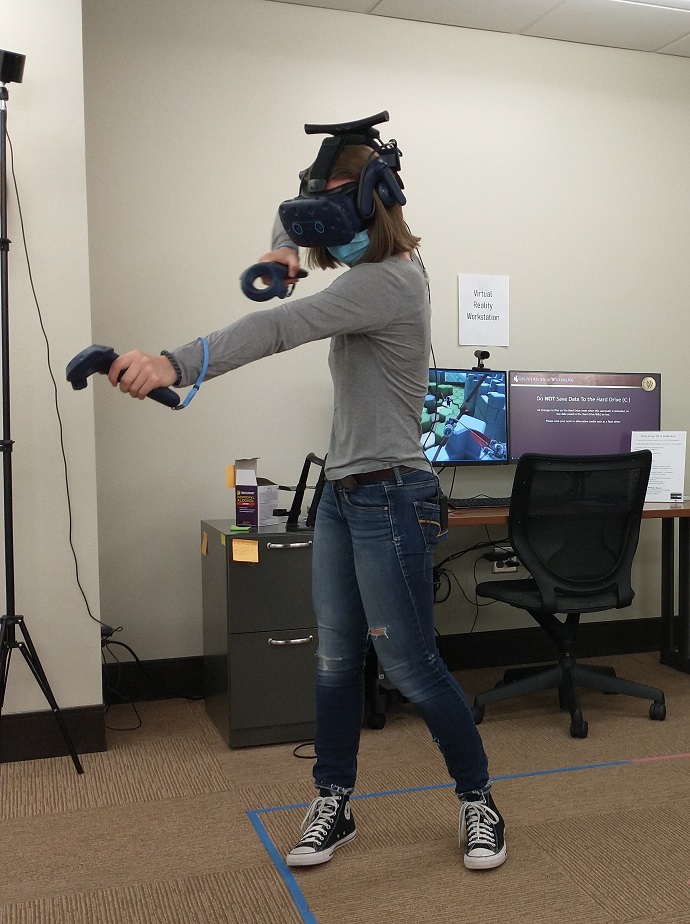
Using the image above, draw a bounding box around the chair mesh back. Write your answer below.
[508,451,652,612]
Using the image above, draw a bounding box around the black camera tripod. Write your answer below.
[0,51,83,774]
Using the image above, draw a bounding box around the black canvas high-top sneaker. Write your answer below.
[286,793,356,867]
[459,790,507,870]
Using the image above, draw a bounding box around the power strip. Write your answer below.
[492,546,519,574]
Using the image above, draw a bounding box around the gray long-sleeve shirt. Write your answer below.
[168,256,431,481]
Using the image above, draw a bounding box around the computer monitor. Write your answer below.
[508,370,662,460]
[422,367,509,466]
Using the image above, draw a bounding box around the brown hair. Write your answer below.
[305,144,421,270]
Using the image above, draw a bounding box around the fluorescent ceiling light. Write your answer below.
[609,0,690,11]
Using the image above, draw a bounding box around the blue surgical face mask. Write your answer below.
[327,229,370,266]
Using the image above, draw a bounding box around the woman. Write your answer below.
[109,134,507,872]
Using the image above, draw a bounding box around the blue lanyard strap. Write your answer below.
[173,336,209,410]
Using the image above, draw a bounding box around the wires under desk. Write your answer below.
[447,496,511,509]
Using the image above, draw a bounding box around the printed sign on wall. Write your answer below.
[458,274,509,347]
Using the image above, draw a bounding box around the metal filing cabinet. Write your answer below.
[201,520,317,747]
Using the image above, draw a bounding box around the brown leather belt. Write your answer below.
[332,466,416,490]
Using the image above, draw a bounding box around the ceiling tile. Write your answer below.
[258,0,690,57]
[659,32,690,55]
[523,0,690,52]
[371,0,565,32]
[268,0,378,11]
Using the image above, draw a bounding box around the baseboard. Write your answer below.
[103,654,204,705]
[102,616,662,706]
[437,616,662,671]
[0,617,663,763]
[0,704,107,764]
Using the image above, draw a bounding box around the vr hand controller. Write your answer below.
[240,262,308,302]
[66,344,181,409]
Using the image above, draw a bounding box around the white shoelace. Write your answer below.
[298,796,340,847]
[461,799,500,849]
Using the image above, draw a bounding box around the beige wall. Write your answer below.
[81,0,690,653]
[1,1,101,713]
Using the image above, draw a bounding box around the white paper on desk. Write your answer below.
[630,431,686,502]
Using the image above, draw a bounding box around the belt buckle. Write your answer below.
[339,475,358,490]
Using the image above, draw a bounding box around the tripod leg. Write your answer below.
[0,617,12,713]
[15,622,84,774]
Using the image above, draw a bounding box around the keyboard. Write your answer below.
[447,496,511,509]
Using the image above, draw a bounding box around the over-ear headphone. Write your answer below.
[357,153,406,220]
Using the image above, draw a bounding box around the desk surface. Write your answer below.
[448,499,690,528]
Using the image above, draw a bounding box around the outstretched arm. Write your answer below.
[109,216,306,399]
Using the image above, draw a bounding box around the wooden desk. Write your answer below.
[448,500,690,673]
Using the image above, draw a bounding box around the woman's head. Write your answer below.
[305,144,420,270]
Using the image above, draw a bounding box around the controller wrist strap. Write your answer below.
[173,337,209,410]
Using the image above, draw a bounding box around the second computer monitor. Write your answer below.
[422,368,509,466]
[508,370,662,460]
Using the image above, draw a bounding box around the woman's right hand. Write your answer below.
[258,246,302,285]
[108,350,177,399]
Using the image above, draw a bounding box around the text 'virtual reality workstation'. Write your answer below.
[422,367,662,474]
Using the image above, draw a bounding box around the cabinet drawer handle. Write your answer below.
[268,635,314,646]
[266,541,313,550]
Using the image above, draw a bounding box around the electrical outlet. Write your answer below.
[492,546,519,574]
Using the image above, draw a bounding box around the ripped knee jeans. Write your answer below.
[310,471,489,796]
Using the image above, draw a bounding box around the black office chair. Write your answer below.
[473,450,666,738]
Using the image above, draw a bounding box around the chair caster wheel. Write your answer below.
[570,715,588,738]
[366,713,386,730]
[649,702,666,721]
[471,706,484,725]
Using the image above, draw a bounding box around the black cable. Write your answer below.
[103,637,204,701]
[7,131,112,632]
[433,567,452,603]
[104,693,143,731]
[435,536,507,569]
[414,245,430,305]
[433,530,508,637]
[101,645,143,730]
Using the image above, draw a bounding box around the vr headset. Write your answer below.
[278,111,406,249]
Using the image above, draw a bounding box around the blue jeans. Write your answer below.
[311,468,490,797]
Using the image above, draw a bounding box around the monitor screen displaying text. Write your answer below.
[508,371,661,460]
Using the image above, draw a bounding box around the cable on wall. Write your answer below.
[7,130,115,634]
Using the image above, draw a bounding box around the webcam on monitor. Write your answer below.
[473,350,490,370]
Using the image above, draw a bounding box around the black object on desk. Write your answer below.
[286,452,326,530]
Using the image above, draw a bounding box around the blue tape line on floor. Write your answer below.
[247,753,686,924]
[246,810,318,924]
